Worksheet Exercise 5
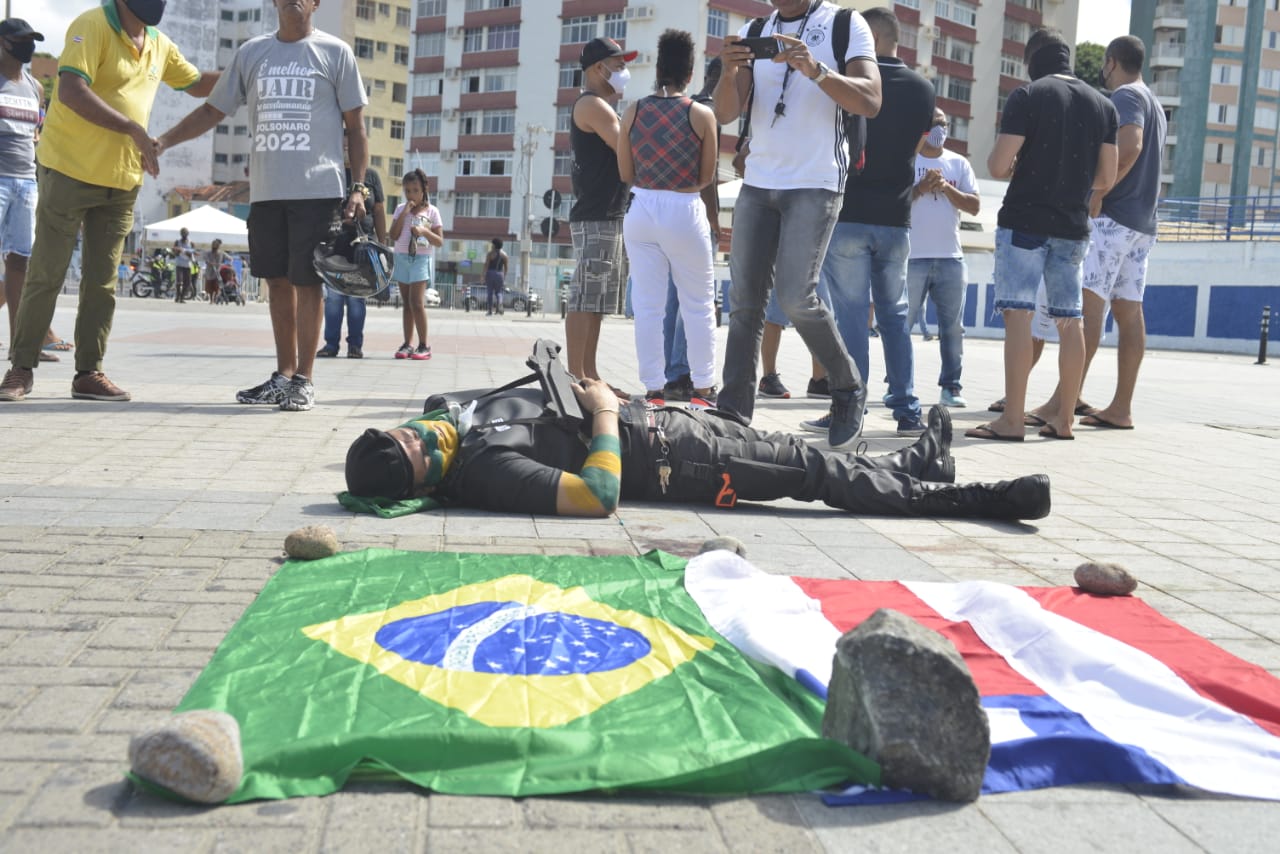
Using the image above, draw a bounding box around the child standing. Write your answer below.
[388,169,443,360]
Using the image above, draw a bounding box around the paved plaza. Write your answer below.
[1,295,1278,852]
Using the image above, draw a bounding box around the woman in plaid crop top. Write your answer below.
[617,29,720,403]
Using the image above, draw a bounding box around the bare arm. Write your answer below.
[940,181,981,216]
[554,379,623,517]
[183,72,221,99]
[342,108,369,221]
[58,72,160,176]
[389,205,408,241]
[157,102,228,154]
[615,103,637,185]
[713,37,755,124]
[987,133,1025,180]
[576,96,622,153]
[1092,142,1119,192]
[415,212,444,247]
[693,103,719,191]
[373,200,388,244]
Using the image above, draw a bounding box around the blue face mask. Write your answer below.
[125,0,168,26]
[926,124,948,149]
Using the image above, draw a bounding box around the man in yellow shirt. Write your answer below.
[0,0,217,403]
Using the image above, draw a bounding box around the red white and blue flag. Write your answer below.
[685,553,1280,802]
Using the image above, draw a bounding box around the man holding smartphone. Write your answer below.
[713,0,882,449]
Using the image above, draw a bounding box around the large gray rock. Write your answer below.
[822,608,990,802]
[129,710,243,804]
[1074,561,1138,596]
[284,525,340,560]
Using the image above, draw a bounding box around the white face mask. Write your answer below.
[926,125,948,149]
[607,66,631,95]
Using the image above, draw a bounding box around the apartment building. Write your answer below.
[1133,0,1280,200]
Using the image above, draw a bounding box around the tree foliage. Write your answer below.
[1075,42,1106,92]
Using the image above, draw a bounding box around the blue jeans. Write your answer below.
[993,227,1088,317]
[323,287,366,351]
[820,222,921,421]
[907,257,967,391]
[721,185,858,422]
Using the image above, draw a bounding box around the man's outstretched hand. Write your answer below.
[572,377,621,414]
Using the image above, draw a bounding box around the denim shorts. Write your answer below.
[993,226,1089,318]
[0,175,37,257]
[392,251,432,284]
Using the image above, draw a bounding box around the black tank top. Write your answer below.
[569,92,628,222]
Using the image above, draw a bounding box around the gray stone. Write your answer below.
[821,608,990,802]
[128,710,243,804]
[284,525,341,560]
[1074,561,1138,596]
[697,536,747,558]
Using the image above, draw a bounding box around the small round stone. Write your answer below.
[698,536,747,558]
[1074,561,1138,596]
[284,525,341,560]
[129,710,243,803]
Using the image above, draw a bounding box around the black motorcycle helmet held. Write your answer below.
[313,222,394,298]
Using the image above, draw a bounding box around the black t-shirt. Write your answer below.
[997,76,1119,240]
[838,58,935,227]
[570,92,628,222]
[344,166,385,234]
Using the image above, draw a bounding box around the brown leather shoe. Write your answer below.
[0,366,33,401]
[71,371,131,401]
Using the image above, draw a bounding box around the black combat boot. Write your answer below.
[910,474,1051,520]
[864,404,955,483]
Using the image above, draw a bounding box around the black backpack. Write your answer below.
[738,6,866,174]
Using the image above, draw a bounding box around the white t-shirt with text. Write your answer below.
[908,148,978,260]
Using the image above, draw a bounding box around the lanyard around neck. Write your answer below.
[768,0,821,127]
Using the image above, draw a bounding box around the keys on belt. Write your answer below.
[655,425,671,495]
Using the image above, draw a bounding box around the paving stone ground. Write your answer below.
[1,295,1278,853]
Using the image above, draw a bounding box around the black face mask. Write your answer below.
[5,39,35,63]
[124,0,168,26]
[1027,42,1072,81]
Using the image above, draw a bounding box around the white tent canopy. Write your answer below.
[144,205,249,250]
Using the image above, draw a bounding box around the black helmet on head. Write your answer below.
[313,222,394,298]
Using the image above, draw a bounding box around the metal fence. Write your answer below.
[1157,195,1280,242]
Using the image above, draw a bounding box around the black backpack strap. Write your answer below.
[832,7,851,75]
[735,15,768,153]
[830,6,867,174]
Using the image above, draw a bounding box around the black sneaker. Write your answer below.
[896,414,927,436]
[236,371,290,405]
[316,347,338,358]
[806,376,831,399]
[689,387,718,410]
[827,385,868,450]
[662,373,693,402]
[347,347,363,359]
[758,373,791,399]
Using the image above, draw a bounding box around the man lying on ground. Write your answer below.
[342,354,1051,521]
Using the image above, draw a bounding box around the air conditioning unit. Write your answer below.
[441,150,456,161]
[443,109,459,120]
[438,190,455,202]
[927,26,942,40]
[919,64,938,79]
[446,26,464,39]
[625,5,653,20]
[445,67,463,79]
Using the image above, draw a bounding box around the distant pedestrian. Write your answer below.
[202,239,230,302]
[172,227,195,303]
[388,168,442,360]
[483,238,508,316]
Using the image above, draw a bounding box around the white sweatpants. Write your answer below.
[623,188,717,392]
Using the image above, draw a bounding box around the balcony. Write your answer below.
[1154,4,1188,29]
[1154,79,1181,106]
[1166,119,1177,141]
[1150,41,1186,67]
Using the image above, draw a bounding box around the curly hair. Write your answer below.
[655,29,695,92]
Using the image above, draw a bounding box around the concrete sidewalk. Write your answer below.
[2,295,1278,853]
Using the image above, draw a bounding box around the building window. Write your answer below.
[232,154,246,164]
[1000,54,1025,79]
[214,153,228,164]
[390,158,404,178]
[412,113,441,137]
[482,109,516,134]
[215,125,229,135]
[708,8,729,39]
[459,112,479,135]
[469,0,523,8]
[397,7,411,27]
[554,150,573,175]
[556,105,573,133]
[1003,19,1029,43]
[458,152,513,176]
[412,152,440,176]
[371,155,384,168]
[393,83,408,103]
[464,28,485,53]
[356,0,376,20]
[938,0,977,27]
[413,73,444,97]
[355,38,374,59]
[219,38,233,49]
[416,32,445,57]
[376,41,389,54]
[233,125,248,136]
[898,0,920,7]
[477,193,511,218]
[418,0,446,16]
[945,75,972,103]
[372,117,385,129]
[487,24,520,51]
[604,13,626,41]
[949,40,974,66]
[379,3,391,15]
[559,62,584,89]
[899,24,917,51]
[463,73,483,94]
[562,16,597,45]
[950,116,969,141]
[394,44,409,65]
[933,37,947,58]
[220,10,233,21]
[997,89,1011,113]
[372,79,387,92]
[455,195,473,217]
[485,67,518,92]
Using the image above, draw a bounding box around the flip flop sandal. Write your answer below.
[965,423,1024,442]
[1023,413,1048,427]
[1080,414,1134,430]
[43,339,73,351]
[1039,424,1075,440]
[988,399,1006,413]
[1074,402,1095,416]
[38,350,60,362]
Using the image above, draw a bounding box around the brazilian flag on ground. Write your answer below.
[170,549,878,802]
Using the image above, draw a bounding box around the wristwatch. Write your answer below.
[811,62,830,84]
[349,182,370,198]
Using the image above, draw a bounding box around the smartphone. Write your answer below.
[739,36,782,60]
